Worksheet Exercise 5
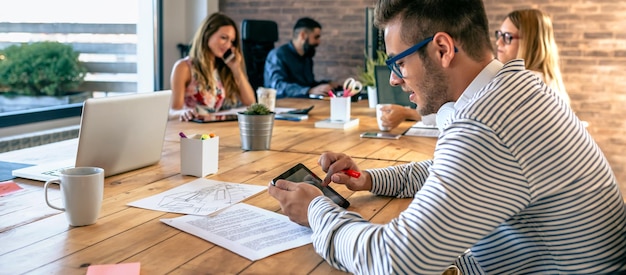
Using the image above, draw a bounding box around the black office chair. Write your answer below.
[177,43,191,58]
[240,19,279,92]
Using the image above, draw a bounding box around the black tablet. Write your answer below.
[272,163,350,208]
[190,114,238,123]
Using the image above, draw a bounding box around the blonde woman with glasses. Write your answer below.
[496,9,570,106]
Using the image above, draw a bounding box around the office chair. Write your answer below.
[240,19,279,92]
[177,43,191,58]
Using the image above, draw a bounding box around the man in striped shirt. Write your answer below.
[268,0,626,274]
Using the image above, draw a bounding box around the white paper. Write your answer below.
[403,121,440,137]
[128,178,267,215]
[160,203,312,261]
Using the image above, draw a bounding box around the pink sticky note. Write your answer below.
[0,181,23,196]
[86,262,140,275]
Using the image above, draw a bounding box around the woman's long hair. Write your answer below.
[508,9,570,105]
[188,12,246,105]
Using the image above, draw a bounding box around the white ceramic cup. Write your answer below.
[44,167,104,226]
[367,86,378,108]
[376,103,392,131]
[256,87,277,112]
[330,97,351,122]
[421,113,437,126]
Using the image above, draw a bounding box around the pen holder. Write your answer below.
[180,135,219,177]
[330,97,351,122]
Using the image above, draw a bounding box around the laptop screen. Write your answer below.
[374,65,417,108]
[75,90,172,177]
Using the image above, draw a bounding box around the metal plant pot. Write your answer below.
[237,113,275,151]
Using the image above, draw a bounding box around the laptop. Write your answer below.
[12,90,172,182]
[374,65,417,108]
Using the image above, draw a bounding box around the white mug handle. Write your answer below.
[44,179,65,211]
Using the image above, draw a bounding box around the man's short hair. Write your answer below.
[293,17,322,34]
[374,0,492,62]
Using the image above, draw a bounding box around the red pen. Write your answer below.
[343,169,361,178]
[328,90,336,98]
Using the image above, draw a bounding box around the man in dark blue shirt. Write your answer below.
[264,17,336,98]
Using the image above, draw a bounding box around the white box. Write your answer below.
[330,97,351,122]
[180,135,219,177]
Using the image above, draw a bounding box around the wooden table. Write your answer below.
[0,98,437,274]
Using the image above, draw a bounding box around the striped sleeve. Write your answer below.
[367,160,432,198]
[309,122,527,274]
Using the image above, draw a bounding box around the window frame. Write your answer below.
[0,104,83,128]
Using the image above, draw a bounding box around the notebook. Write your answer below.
[12,90,172,182]
[374,65,417,108]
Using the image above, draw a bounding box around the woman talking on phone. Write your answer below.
[169,12,255,121]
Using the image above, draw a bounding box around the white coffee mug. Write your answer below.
[44,167,104,226]
[256,87,277,112]
[367,86,378,108]
[421,113,437,126]
[376,103,392,131]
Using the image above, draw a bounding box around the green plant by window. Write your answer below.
[241,103,272,115]
[357,50,388,87]
[0,41,87,96]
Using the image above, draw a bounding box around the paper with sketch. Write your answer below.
[403,121,440,137]
[161,203,312,261]
[128,178,266,215]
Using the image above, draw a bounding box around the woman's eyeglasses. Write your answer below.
[495,30,519,45]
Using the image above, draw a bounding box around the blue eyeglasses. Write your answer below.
[385,36,434,79]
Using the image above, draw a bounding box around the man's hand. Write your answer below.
[318,152,372,191]
[308,83,333,97]
[268,180,323,227]
[379,104,421,130]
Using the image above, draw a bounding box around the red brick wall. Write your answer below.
[222,0,626,195]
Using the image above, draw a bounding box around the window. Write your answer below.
[0,0,140,127]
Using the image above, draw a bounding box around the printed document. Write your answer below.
[403,121,440,137]
[128,178,266,215]
[161,203,313,261]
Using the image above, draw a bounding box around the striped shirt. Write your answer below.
[308,60,626,274]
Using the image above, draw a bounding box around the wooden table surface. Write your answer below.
[0,98,437,274]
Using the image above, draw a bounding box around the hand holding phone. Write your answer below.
[223,48,235,64]
[272,163,350,208]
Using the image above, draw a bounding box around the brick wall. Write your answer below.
[222,0,626,195]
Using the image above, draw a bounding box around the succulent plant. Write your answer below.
[240,103,272,115]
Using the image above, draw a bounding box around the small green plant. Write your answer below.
[241,103,272,115]
[357,50,388,87]
[0,41,87,96]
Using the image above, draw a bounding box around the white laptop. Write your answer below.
[12,90,172,182]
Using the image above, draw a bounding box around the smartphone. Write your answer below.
[360,132,401,139]
[285,105,314,114]
[223,49,235,63]
[272,163,350,208]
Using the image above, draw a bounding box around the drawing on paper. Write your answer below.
[158,183,249,213]
[127,178,267,215]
